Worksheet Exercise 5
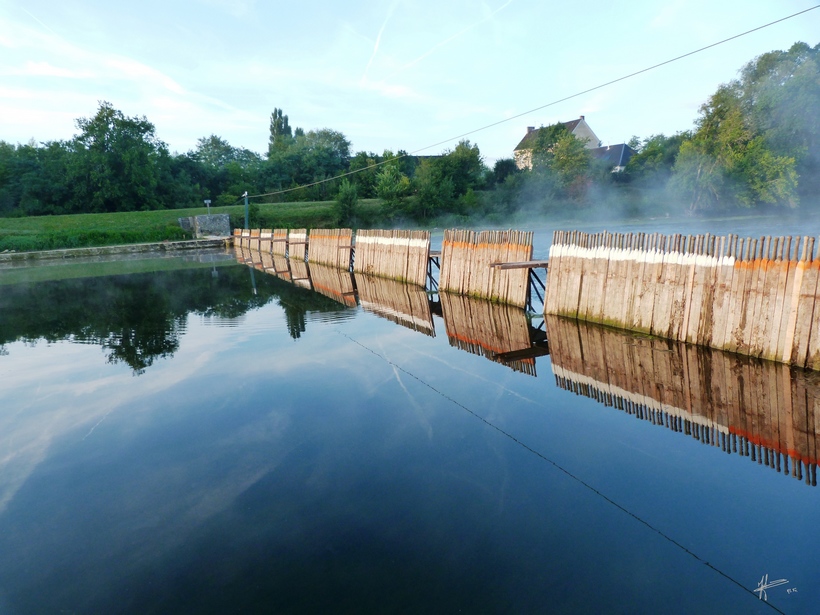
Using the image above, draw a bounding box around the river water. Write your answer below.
[0,239,818,613]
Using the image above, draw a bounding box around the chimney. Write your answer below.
[579,115,585,120]
[527,126,535,134]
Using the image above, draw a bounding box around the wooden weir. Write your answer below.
[288,229,308,261]
[230,239,546,371]
[440,229,534,308]
[546,315,820,486]
[547,231,820,370]
[354,230,431,287]
[307,228,353,269]
[272,229,288,256]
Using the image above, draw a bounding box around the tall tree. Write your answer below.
[268,108,294,157]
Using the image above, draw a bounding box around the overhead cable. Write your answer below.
[247,5,820,201]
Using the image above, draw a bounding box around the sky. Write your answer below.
[1,0,819,165]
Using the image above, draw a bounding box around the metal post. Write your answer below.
[243,191,249,229]
[204,199,211,216]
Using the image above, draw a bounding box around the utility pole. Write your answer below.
[243,191,249,229]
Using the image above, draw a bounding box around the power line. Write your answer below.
[248,5,820,201]
[337,330,787,614]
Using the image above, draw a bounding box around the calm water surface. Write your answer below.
[0,245,818,614]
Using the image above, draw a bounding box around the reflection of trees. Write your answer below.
[0,264,349,374]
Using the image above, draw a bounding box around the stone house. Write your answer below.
[513,116,602,170]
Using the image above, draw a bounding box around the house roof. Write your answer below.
[590,143,636,168]
[513,118,586,151]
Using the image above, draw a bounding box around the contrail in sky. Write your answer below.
[20,6,60,37]
[361,1,399,82]
[401,0,514,71]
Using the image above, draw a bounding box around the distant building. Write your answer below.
[513,116,602,170]
[589,143,636,173]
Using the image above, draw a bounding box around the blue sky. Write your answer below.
[1,0,818,165]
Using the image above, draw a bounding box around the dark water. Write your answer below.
[0,249,818,614]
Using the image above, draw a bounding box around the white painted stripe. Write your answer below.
[551,364,729,432]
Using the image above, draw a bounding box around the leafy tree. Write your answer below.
[672,81,798,210]
[67,101,171,213]
[409,158,454,221]
[334,178,358,225]
[375,155,410,213]
[349,151,380,198]
[492,158,518,185]
[624,133,688,185]
[439,140,485,197]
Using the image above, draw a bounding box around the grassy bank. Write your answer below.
[0,200,384,252]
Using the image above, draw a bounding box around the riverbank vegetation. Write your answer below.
[0,41,817,251]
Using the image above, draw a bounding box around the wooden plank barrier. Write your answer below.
[546,315,820,486]
[357,273,435,336]
[440,229,534,308]
[308,263,357,307]
[308,228,353,269]
[353,230,431,287]
[441,293,536,375]
[248,228,261,252]
[272,228,288,256]
[259,229,273,253]
[288,229,308,261]
[547,231,820,370]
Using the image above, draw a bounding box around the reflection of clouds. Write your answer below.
[0,306,392,518]
[0,315,248,514]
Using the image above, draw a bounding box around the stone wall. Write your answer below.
[178,214,231,238]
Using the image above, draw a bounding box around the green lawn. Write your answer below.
[0,199,384,252]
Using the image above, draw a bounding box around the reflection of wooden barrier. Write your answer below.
[272,229,288,256]
[308,228,353,268]
[357,273,434,336]
[289,258,311,289]
[440,229,533,308]
[546,315,820,486]
[441,293,535,375]
[354,230,430,286]
[308,263,357,307]
[261,252,275,273]
[272,255,291,281]
[547,231,820,370]
[289,229,308,261]
[260,229,272,253]
[240,229,251,248]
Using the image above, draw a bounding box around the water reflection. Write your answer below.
[546,315,820,487]
[0,254,353,372]
[440,293,541,375]
[235,249,546,373]
[357,273,435,336]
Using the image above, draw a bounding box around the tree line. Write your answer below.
[1,41,817,224]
